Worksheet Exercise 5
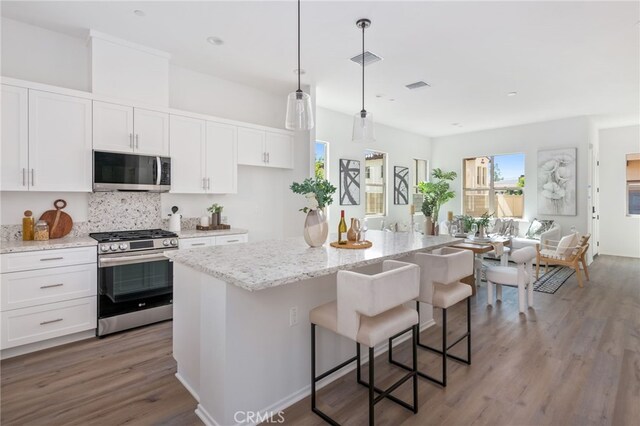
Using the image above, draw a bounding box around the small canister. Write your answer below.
[34,220,50,241]
[22,210,35,241]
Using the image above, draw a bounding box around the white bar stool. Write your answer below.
[310,260,421,426]
[485,246,536,313]
[388,247,474,387]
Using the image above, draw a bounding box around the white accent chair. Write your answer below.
[310,260,420,426]
[485,246,537,313]
[388,247,474,387]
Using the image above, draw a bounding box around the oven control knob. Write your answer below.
[170,239,177,246]
[110,244,118,251]
[100,245,110,252]
[163,239,170,246]
[119,243,127,250]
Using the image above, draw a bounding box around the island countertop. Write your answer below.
[166,230,463,291]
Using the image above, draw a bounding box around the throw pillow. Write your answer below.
[526,219,555,240]
[502,219,514,236]
[491,218,504,234]
[555,232,578,258]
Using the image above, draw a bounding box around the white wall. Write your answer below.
[315,107,431,232]
[431,117,592,236]
[598,125,640,258]
[0,17,311,241]
[1,18,89,91]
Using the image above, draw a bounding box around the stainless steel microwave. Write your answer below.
[93,151,171,192]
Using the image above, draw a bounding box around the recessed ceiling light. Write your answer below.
[389,98,395,102]
[405,81,431,90]
[507,91,518,97]
[451,122,462,127]
[206,36,224,46]
[293,68,306,75]
[133,10,145,17]
[375,94,384,98]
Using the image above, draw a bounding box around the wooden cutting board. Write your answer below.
[39,199,73,239]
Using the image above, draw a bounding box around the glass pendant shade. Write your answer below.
[285,90,314,131]
[352,110,375,143]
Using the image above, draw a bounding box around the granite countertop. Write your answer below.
[0,236,98,254]
[166,230,463,291]
[176,228,248,239]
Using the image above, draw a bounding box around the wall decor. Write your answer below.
[339,159,360,205]
[537,148,577,215]
[393,166,409,205]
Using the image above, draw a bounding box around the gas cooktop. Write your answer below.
[89,229,178,243]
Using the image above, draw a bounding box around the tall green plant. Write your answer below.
[290,177,336,213]
[417,168,457,223]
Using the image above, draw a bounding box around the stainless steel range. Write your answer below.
[90,229,179,336]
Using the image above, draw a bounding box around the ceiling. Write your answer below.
[2,1,638,137]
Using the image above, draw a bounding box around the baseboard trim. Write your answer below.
[175,372,200,403]
[1,329,95,360]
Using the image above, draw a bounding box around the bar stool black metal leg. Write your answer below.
[442,308,447,387]
[412,325,418,413]
[467,297,472,364]
[369,347,375,426]
[311,324,316,411]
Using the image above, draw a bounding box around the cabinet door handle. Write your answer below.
[22,168,26,186]
[40,283,64,289]
[207,178,211,190]
[31,169,35,186]
[203,177,207,190]
[129,133,134,148]
[267,152,270,163]
[226,239,239,243]
[191,243,206,246]
[40,257,64,261]
[135,134,140,149]
[263,152,266,163]
[40,318,63,326]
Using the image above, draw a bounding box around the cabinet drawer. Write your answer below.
[1,297,96,350]
[215,234,248,245]
[1,264,97,311]
[179,237,215,249]
[0,247,96,273]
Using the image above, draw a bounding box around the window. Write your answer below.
[315,141,328,179]
[365,150,386,216]
[414,159,428,192]
[463,153,525,218]
[627,153,640,216]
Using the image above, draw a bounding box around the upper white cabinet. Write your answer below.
[1,86,91,192]
[237,127,293,169]
[29,90,93,192]
[93,101,169,156]
[169,115,207,194]
[170,116,237,194]
[1,85,29,191]
[206,122,237,193]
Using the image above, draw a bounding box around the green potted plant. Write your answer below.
[207,203,224,227]
[417,168,457,235]
[421,197,435,235]
[475,212,493,238]
[290,177,337,247]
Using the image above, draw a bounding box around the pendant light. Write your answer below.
[352,18,375,143]
[285,0,314,130]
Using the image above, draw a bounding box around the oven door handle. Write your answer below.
[99,253,170,268]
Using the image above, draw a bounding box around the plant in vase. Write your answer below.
[290,177,336,247]
[207,203,224,227]
[417,168,457,235]
[475,212,493,238]
[421,198,435,235]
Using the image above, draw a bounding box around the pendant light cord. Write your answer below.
[361,22,365,112]
[297,0,301,92]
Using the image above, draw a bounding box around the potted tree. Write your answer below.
[417,168,457,235]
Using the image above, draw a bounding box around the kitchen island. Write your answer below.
[167,231,463,425]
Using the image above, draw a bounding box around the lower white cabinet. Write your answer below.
[1,297,96,350]
[0,246,97,352]
[179,233,248,249]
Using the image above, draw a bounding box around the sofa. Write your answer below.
[491,218,562,250]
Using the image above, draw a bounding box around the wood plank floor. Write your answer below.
[1,255,638,425]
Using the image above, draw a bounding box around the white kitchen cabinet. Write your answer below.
[215,234,248,245]
[265,132,294,169]
[179,237,215,249]
[206,121,237,193]
[92,101,134,153]
[237,127,266,166]
[237,127,293,169]
[169,115,207,193]
[28,90,92,192]
[93,101,169,156]
[1,85,29,191]
[134,108,170,156]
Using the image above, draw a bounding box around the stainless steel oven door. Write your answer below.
[98,249,174,303]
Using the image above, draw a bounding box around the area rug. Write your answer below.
[481,258,575,294]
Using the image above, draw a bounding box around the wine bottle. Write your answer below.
[338,210,347,244]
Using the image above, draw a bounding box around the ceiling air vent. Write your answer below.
[405,81,431,90]
[350,51,383,66]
